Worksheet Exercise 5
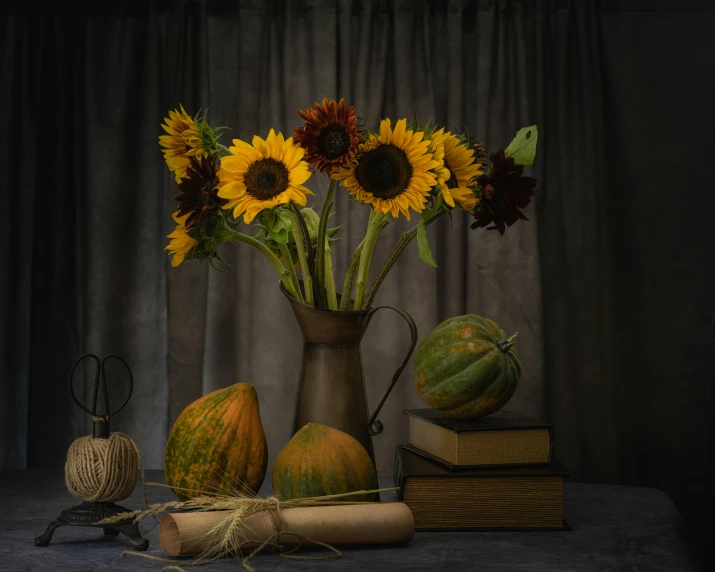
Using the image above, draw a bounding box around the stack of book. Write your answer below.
[394,408,568,530]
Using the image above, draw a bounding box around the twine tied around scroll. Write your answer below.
[111,485,401,572]
[238,496,342,572]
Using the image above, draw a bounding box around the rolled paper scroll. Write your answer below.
[160,502,415,557]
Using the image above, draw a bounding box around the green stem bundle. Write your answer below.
[324,244,338,310]
[339,241,364,311]
[289,202,319,304]
[339,217,390,310]
[278,243,303,303]
[353,211,387,310]
[315,178,337,307]
[288,209,314,305]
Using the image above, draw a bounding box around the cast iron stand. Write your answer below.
[34,501,148,550]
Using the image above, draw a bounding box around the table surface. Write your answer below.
[0,470,694,572]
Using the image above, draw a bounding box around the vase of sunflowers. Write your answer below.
[159,98,539,460]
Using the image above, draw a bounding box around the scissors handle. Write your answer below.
[69,353,133,432]
[101,354,133,417]
[69,354,101,417]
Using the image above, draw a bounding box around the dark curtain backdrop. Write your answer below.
[1,0,713,567]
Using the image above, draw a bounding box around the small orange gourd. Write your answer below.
[272,423,378,502]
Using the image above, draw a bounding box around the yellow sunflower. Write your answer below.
[429,128,483,212]
[165,211,198,267]
[334,118,443,220]
[216,129,313,224]
[159,105,207,183]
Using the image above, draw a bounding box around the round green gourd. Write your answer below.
[272,423,378,502]
[413,314,521,419]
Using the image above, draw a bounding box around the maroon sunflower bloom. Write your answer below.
[470,149,537,235]
[175,156,226,228]
[293,98,361,173]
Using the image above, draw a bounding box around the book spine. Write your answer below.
[393,446,405,501]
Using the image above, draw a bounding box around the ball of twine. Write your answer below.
[65,431,139,502]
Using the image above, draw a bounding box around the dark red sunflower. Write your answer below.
[293,98,361,173]
[175,155,226,228]
[470,149,537,235]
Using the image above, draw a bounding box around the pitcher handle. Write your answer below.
[362,305,418,437]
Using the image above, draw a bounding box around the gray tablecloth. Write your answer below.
[0,470,694,571]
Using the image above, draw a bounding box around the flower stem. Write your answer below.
[315,177,336,307]
[279,242,303,303]
[324,243,338,310]
[338,218,388,310]
[230,230,299,300]
[354,211,387,310]
[339,240,364,311]
[288,209,314,306]
[363,209,447,309]
[289,202,319,304]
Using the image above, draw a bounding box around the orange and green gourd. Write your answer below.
[164,383,268,500]
[272,423,378,502]
[413,314,521,419]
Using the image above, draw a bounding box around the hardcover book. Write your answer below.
[394,444,568,531]
[405,408,552,468]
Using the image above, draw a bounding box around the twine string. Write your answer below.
[239,496,342,572]
[65,432,138,503]
[64,430,157,523]
[124,495,344,572]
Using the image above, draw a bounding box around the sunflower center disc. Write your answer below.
[319,124,351,159]
[258,171,276,188]
[354,144,413,199]
[201,178,217,204]
[445,160,460,189]
[244,158,290,200]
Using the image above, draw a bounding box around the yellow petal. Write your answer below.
[172,211,188,224]
[217,181,244,199]
[243,207,262,224]
[264,129,277,157]
[292,184,314,196]
[441,187,456,207]
[289,166,311,185]
[283,145,305,170]
[287,188,308,205]
[393,119,407,147]
[379,118,392,144]
[272,131,285,159]
[252,134,270,158]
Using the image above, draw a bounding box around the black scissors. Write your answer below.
[69,353,133,438]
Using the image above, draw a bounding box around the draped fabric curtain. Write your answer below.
[0,0,551,471]
[2,0,713,566]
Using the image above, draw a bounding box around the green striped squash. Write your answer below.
[164,383,268,500]
[413,315,521,419]
[272,423,378,502]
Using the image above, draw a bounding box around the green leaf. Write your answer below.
[504,125,538,166]
[417,219,438,268]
